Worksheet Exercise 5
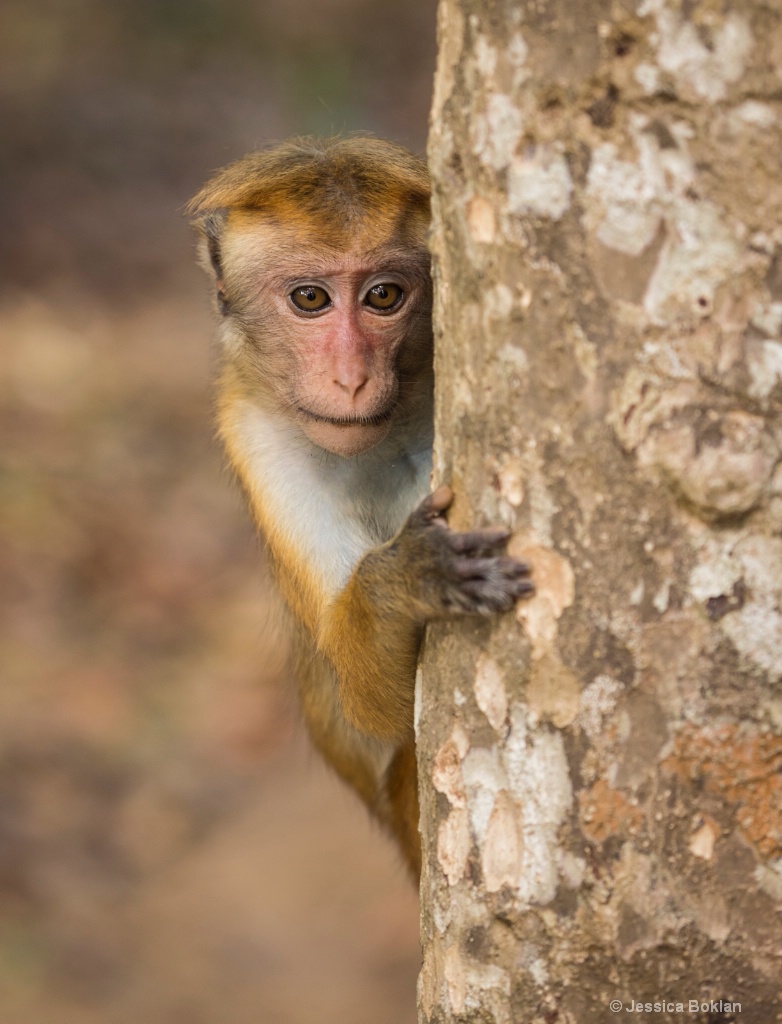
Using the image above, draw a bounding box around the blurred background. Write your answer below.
[0,1,436,1021]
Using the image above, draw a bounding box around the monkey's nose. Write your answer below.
[332,360,370,401]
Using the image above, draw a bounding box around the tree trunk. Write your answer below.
[417,1,782,1020]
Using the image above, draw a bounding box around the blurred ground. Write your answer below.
[0,2,436,1021]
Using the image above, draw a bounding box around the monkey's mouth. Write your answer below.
[296,402,397,457]
[296,406,394,428]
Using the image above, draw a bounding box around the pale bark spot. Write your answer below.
[474,654,509,732]
[432,726,470,807]
[482,791,522,892]
[507,32,530,87]
[558,850,586,890]
[585,143,662,256]
[437,807,471,885]
[755,862,782,902]
[689,820,718,861]
[524,466,558,545]
[508,146,573,220]
[572,322,598,380]
[510,541,575,654]
[643,203,742,324]
[473,94,523,171]
[467,195,496,243]
[462,746,506,842]
[578,675,623,741]
[773,466,782,529]
[497,459,524,508]
[527,651,581,728]
[444,943,466,1013]
[653,579,671,613]
[751,298,782,337]
[690,533,782,680]
[454,375,473,411]
[483,283,514,322]
[463,961,511,1024]
[515,592,558,650]
[473,36,498,80]
[497,342,529,372]
[731,100,777,129]
[635,61,660,93]
[502,706,574,904]
[639,3,753,103]
[746,339,782,401]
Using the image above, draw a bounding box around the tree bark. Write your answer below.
[417,1,782,1021]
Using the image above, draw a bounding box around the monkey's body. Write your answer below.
[219,364,432,870]
[190,138,532,876]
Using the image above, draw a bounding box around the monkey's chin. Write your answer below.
[300,418,392,457]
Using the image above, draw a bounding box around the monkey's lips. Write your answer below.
[296,405,395,457]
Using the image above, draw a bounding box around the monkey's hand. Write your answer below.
[395,484,534,617]
[319,484,533,738]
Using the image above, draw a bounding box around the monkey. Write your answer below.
[188,136,533,878]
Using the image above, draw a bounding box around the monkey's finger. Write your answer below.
[448,529,511,554]
[497,556,532,576]
[508,577,536,597]
[453,556,532,579]
[463,573,535,599]
[422,485,454,515]
[460,577,536,604]
[411,485,454,529]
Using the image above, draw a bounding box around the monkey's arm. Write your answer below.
[318,486,533,738]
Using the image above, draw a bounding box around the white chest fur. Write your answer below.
[231,402,433,596]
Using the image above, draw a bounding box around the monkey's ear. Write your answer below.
[191,210,227,280]
[198,211,226,276]
[191,211,232,315]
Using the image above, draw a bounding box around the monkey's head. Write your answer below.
[189,136,432,458]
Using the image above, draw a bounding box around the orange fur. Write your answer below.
[187,136,429,230]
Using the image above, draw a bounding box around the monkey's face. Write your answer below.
[220,218,433,458]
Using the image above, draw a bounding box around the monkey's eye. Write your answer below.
[290,285,331,312]
[364,283,403,312]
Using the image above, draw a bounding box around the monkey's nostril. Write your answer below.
[334,373,370,400]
